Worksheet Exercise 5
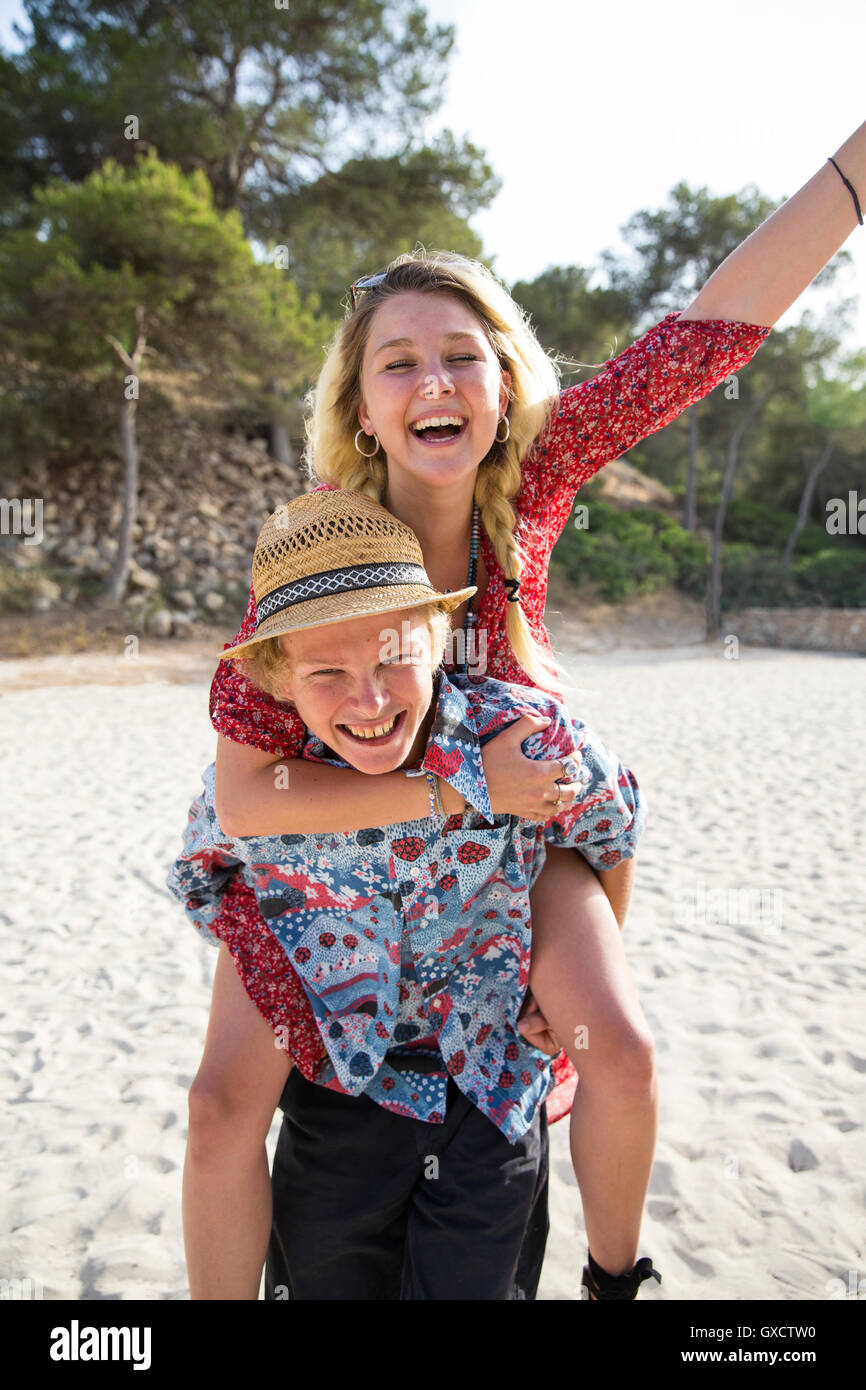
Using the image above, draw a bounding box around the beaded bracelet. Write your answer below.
[406,765,444,817]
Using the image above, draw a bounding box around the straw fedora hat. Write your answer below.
[217,490,477,660]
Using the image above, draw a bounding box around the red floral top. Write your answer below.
[201,310,772,1123]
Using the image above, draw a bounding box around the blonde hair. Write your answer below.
[243,603,452,706]
[302,248,566,692]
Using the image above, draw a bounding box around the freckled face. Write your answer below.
[356,290,512,492]
[279,608,438,772]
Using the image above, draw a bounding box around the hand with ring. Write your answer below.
[547,755,587,813]
[481,713,589,823]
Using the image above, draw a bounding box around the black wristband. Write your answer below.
[828,156,864,226]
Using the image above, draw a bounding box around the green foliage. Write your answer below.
[720,498,831,557]
[718,544,866,609]
[2,7,863,625]
[0,560,33,612]
[0,151,329,459]
[2,0,496,289]
[716,545,804,608]
[0,152,259,370]
[804,350,866,430]
[551,501,705,602]
[793,548,866,607]
[0,371,118,463]
[552,499,866,609]
[509,266,632,378]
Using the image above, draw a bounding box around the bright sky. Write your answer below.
[2,0,864,351]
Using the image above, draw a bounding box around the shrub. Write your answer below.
[552,502,698,601]
[793,548,866,607]
[718,545,804,608]
[716,497,833,557]
[551,496,866,608]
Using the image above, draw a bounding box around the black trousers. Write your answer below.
[264,1067,550,1300]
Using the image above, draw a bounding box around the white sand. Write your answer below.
[1,640,864,1301]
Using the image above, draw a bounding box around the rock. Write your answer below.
[10,425,310,633]
[148,607,173,637]
[728,607,866,655]
[596,458,677,510]
[33,575,62,601]
[70,545,103,571]
[10,545,42,569]
[128,561,161,591]
[788,1139,819,1172]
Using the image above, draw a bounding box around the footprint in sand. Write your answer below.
[788,1138,819,1172]
[648,1160,679,1197]
[674,1246,715,1277]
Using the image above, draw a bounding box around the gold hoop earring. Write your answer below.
[354,428,380,457]
[495,415,511,443]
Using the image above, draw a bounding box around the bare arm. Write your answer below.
[679,120,866,328]
[213,713,580,837]
[214,734,466,836]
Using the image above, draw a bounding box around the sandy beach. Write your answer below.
[1,633,864,1301]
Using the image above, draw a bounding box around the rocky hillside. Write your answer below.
[591,456,679,513]
[1,419,309,644]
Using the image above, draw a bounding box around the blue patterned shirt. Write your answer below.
[167,670,646,1143]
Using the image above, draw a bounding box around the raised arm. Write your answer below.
[520,122,865,538]
[679,120,866,328]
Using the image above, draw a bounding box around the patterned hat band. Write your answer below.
[218,490,477,661]
[257,561,430,619]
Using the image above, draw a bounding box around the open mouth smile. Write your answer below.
[409,415,467,445]
[339,710,407,744]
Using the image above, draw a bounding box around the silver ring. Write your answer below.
[565,756,587,786]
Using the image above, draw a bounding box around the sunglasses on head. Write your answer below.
[348,271,388,310]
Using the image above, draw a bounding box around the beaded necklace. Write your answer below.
[456,502,481,675]
[410,502,480,814]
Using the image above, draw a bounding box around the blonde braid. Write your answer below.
[474,441,563,693]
